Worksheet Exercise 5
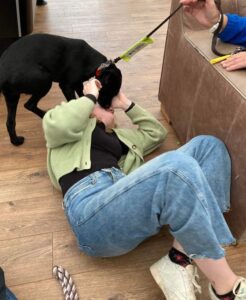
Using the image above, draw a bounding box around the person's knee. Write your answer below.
[201,135,230,159]
[161,151,198,173]
[191,135,227,151]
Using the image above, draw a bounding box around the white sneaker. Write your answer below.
[150,255,201,300]
[209,277,246,299]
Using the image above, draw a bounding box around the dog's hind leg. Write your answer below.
[4,92,24,146]
[24,79,52,118]
[24,95,47,118]
[75,85,83,98]
[59,83,76,101]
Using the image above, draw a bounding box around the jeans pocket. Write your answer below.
[65,169,124,227]
[64,177,95,225]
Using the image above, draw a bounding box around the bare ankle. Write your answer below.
[212,276,239,295]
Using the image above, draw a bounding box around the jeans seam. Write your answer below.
[169,168,210,213]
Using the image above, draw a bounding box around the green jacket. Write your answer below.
[42,96,168,190]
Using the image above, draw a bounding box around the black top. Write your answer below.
[59,122,129,196]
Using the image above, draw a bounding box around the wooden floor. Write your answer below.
[0,0,246,299]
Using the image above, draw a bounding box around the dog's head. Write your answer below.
[95,62,122,109]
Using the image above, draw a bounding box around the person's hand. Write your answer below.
[111,90,132,111]
[221,52,246,71]
[180,0,221,28]
[83,77,102,100]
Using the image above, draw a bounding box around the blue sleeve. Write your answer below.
[218,14,246,47]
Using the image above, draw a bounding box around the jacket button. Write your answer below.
[132,145,137,150]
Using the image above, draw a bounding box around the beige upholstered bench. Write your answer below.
[158,0,246,240]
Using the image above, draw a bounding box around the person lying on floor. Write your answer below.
[181,0,246,71]
[42,77,246,300]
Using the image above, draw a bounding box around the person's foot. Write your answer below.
[209,277,246,300]
[36,0,47,6]
[150,255,201,300]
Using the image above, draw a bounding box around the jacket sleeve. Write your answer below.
[218,14,246,47]
[121,104,168,156]
[42,96,95,148]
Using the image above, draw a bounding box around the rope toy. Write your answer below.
[53,266,79,300]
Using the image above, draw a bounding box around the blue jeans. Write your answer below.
[6,288,18,300]
[63,135,236,259]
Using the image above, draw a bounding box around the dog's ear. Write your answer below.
[96,64,122,108]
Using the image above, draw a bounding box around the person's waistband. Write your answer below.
[62,167,124,199]
[59,164,120,196]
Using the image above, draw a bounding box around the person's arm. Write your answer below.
[221,51,246,71]
[180,0,221,28]
[43,78,101,148]
[42,97,95,148]
[112,92,168,156]
[125,104,168,156]
[218,14,246,47]
[180,0,246,46]
[180,0,246,71]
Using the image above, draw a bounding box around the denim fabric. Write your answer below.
[63,135,236,259]
[6,288,18,300]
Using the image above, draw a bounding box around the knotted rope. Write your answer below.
[53,266,79,300]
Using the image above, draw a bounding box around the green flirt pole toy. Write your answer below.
[113,3,183,63]
[96,3,183,74]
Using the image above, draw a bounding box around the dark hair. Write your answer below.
[95,63,122,108]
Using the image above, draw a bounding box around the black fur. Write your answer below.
[0,33,122,146]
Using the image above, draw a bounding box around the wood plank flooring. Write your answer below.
[0,0,245,299]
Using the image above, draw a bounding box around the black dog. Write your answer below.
[0,33,122,146]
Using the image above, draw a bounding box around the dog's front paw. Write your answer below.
[11,136,25,146]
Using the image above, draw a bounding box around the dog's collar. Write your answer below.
[95,60,113,77]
